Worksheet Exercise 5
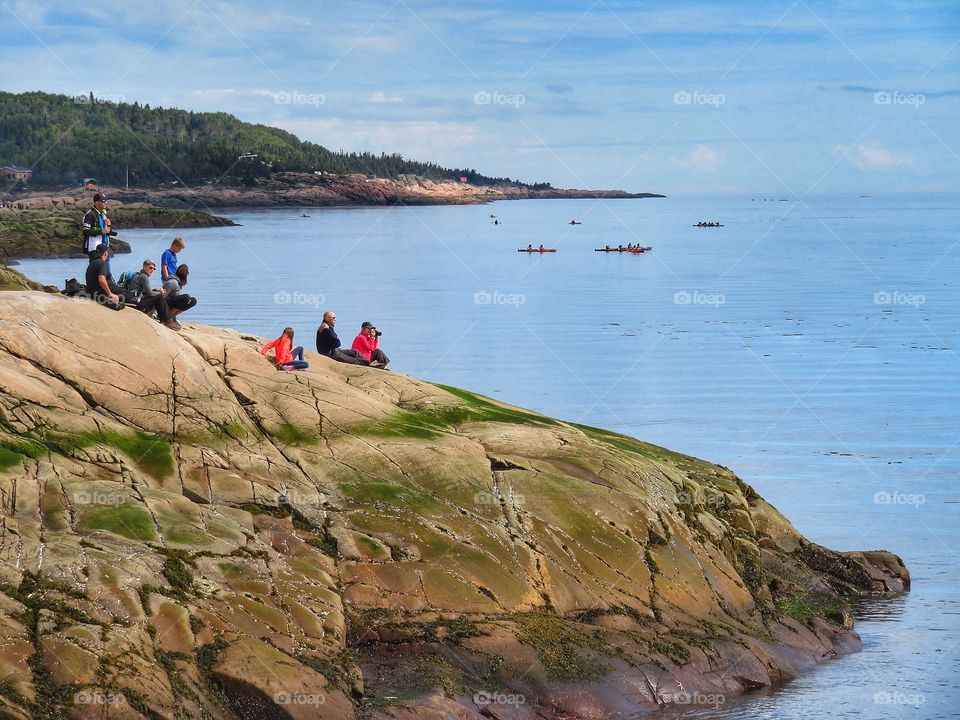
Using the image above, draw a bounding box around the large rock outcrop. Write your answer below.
[0,291,908,719]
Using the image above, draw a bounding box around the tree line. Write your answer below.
[0,91,552,190]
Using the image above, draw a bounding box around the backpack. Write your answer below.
[62,278,86,297]
[117,270,139,288]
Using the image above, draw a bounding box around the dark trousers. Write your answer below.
[91,291,123,311]
[368,348,390,366]
[136,294,171,323]
[168,294,197,312]
[333,349,366,365]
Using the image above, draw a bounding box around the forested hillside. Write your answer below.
[0,91,547,189]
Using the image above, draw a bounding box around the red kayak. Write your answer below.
[518,248,557,253]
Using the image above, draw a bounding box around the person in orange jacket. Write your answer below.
[262,327,309,371]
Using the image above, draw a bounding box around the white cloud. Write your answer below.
[834,142,914,170]
[370,91,403,104]
[678,145,725,174]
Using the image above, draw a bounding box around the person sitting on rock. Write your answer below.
[162,264,197,328]
[125,258,177,330]
[315,311,366,365]
[84,244,126,311]
[262,327,309,371]
[160,237,186,282]
[351,322,390,369]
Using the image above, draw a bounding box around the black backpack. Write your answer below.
[63,278,86,297]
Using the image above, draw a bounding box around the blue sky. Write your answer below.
[1,0,957,192]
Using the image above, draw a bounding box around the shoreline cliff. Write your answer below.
[0,286,907,720]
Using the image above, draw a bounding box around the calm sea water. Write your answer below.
[16,195,959,718]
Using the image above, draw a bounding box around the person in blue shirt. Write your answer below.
[160,237,186,281]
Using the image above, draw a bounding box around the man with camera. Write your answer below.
[351,321,390,369]
[82,193,117,257]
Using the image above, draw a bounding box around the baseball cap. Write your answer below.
[361,321,374,329]
[93,193,105,202]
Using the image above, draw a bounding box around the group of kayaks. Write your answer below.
[517,245,653,254]
[511,217,723,253]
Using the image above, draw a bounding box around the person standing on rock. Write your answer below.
[351,322,390,368]
[160,237,186,282]
[81,193,113,257]
[262,327,309,371]
[316,311,365,365]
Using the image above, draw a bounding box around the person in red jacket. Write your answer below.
[261,327,309,371]
[351,322,390,369]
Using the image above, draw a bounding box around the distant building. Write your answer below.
[84,178,98,190]
[459,176,468,183]
[1,165,33,183]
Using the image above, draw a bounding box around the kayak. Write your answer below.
[518,248,557,253]
[692,224,724,227]
[594,246,652,252]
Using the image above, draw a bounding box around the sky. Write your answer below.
[0,0,957,193]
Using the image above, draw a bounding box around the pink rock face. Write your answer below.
[0,291,907,719]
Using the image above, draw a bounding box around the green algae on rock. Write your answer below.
[0,290,909,720]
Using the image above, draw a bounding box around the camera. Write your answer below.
[108,230,118,237]
[374,330,382,337]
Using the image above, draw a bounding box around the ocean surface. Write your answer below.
[16,194,959,718]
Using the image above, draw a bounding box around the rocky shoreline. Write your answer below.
[0,278,908,720]
[0,206,236,262]
[10,172,664,211]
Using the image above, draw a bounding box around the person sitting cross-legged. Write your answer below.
[351,322,390,369]
[261,327,309,371]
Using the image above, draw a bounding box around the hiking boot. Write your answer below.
[164,319,183,331]
[369,361,384,368]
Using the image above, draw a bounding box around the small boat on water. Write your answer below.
[594,246,652,253]
[569,220,582,225]
[518,247,557,253]
[693,222,723,227]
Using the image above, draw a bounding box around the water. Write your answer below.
[16,195,960,718]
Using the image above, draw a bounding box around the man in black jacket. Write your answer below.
[316,311,365,364]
